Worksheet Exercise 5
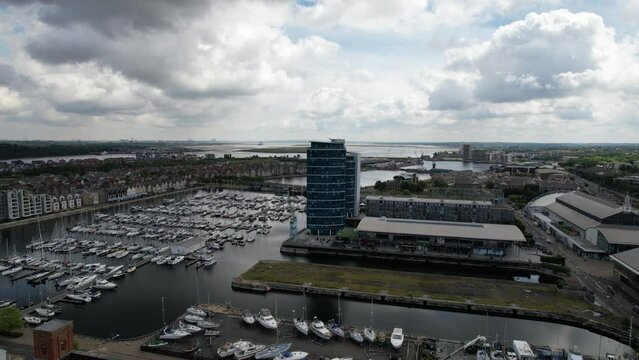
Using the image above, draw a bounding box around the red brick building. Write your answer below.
[33,319,73,360]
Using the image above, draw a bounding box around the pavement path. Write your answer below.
[515,210,637,322]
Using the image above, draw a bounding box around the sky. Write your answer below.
[0,0,638,143]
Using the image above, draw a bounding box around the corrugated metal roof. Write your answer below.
[610,247,639,275]
[597,225,639,246]
[556,192,622,219]
[356,217,525,242]
[546,202,600,230]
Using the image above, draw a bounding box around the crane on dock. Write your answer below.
[443,335,487,360]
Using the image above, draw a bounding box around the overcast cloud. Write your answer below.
[0,0,637,142]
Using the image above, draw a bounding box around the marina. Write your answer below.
[0,189,634,358]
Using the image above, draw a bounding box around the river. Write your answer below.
[5,142,459,163]
[0,190,632,357]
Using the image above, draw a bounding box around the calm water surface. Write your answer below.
[0,191,632,357]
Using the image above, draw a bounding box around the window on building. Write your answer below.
[61,339,67,352]
[41,344,48,355]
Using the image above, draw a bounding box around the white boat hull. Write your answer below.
[294,319,308,335]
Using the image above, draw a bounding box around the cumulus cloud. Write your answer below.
[0,1,638,141]
[0,86,25,113]
[300,87,355,119]
[446,10,615,102]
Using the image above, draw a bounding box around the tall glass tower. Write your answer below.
[306,139,359,235]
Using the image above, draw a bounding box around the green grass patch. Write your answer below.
[241,260,596,316]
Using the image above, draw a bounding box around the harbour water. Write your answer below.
[403,160,493,172]
[5,142,459,163]
[266,170,432,188]
[0,190,632,357]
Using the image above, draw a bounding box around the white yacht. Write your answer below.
[2,266,22,276]
[256,309,278,330]
[23,316,42,325]
[178,321,203,333]
[349,329,363,344]
[92,279,117,290]
[73,275,97,291]
[242,310,255,325]
[184,314,204,323]
[159,326,190,340]
[47,272,65,280]
[187,306,207,317]
[327,320,345,338]
[363,327,376,342]
[310,317,332,340]
[197,320,220,329]
[390,328,404,349]
[294,318,308,336]
[34,308,55,317]
[66,293,91,303]
[218,341,251,358]
[235,343,265,360]
[274,352,309,360]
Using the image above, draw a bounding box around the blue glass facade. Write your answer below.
[306,140,359,235]
[344,152,360,218]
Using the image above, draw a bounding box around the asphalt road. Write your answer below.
[515,210,635,320]
[0,340,34,359]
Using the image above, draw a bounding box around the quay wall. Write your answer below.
[280,242,565,280]
[231,278,636,346]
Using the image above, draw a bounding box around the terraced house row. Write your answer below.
[0,190,82,220]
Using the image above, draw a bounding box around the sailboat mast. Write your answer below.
[303,286,306,321]
[161,297,166,326]
[337,292,342,324]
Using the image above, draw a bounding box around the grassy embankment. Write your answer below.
[240,260,595,315]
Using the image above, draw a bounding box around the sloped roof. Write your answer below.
[610,247,639,276]
[597,225,639,246]
[546,202,600,230]
[556,191,622,219]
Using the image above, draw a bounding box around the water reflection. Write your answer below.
[0,190,632,357]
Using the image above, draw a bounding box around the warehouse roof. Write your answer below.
[356,217,525,242]
[556,191,622,220]
[366,195,492,206]
[597,225,639,246]
[610,247,639,276]
[546,202,600,230]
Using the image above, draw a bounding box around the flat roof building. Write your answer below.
[365,195,514,224]
[354,217,524,256]
[357,217,525,242]
[33,319,73,360]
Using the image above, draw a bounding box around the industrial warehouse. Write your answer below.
[526,191,639,258]
[352,217,525,256]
